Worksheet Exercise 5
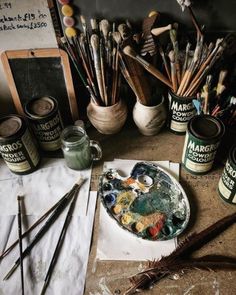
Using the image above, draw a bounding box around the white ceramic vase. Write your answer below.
[133,98,167,136]
[87,99,128,134]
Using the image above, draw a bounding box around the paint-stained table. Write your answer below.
[85,123,236,295]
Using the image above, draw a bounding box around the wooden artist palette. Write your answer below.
[99,162,190,241]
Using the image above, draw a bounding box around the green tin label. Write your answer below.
[168,93,196,134]
[182,132,220,174]
[218,159,236,204]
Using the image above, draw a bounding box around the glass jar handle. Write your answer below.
[90,140,102,161]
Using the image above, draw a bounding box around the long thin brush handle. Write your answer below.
[40,183,83,295]
[134,55,172,88]
[188,7,203,38]
[17,196,24,295]
[91,35,105,103]
[189,41,222,89]
[3,183,81,280]
[159,46,171,81]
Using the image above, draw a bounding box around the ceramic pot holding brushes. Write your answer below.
[87,99,128,134]
[133,96,167,136]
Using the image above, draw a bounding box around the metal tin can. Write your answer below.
[218,146,236,204]
[24,96,64,151]
[182,115,225,175]
[168,91,196,135]
[0,115,40,174]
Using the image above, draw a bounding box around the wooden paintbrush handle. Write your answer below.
[170,63,177,93]
[136,56,172,88]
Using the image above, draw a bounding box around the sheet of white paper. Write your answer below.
[0,158,92,217]
[0,191,97,295]
[96,159,179,261]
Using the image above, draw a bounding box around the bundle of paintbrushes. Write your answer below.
[199,71,236,127]
[117,8,235,99]
[2,179,84,295]
[60,16,122,107]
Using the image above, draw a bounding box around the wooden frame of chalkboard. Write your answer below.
[0,48,79,124]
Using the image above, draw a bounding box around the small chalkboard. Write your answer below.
[0,48,78,125]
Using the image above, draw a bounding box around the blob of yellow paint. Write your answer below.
[135,222,145,232]
[65,27,77,37]
[113,204,122,215]
[121,212,133,225]
[61,4,74,17]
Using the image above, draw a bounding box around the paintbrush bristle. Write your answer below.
[90,34,99,50]
[76,178,85,186]
[123,46,137,58]
[118,24,130,40]
[168,50,175,63]
[112,31,122,45]
[100,19,110,39]
[170,29,177,43]
[80,15,86,26]
[60,37,66,44]
[90,18,98,31]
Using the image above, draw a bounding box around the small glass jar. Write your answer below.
[60,126,102,170]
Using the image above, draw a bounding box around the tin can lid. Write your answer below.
[189,115,224,140]
[26,97,55,117]
[0,116,22,137]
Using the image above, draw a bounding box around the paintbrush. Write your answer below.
[177,36,203,96]
[0,187,80,261]
[203,75,213,114]
[40,178,84,295]
[17,196,24,295]
[60,37,98,104]
[170,28,181,86]
[118,24,131,40]
[90,18,98,34]
[176,0,203,37]
[158,45,171,81]
[181,42,191,80]
[113,31,139,98]
[216,70,227,98]
[168,50,178,93]
[187,39,223,93]
[118,24,152,105]
[80,16,95,82]
[100,40,108,105]
[151,24,172,37]
[112,31,122,105]
[123,45,172,88]
[3,181,82,281]
[90,34,105,104]
[185,40,225,97]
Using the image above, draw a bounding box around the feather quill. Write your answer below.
[124,212,236,295]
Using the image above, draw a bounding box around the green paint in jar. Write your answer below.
[60,126,102,170]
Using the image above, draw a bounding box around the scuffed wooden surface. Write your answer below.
[85,124,236,295]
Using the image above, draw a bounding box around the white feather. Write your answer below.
[176,0,191,11]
